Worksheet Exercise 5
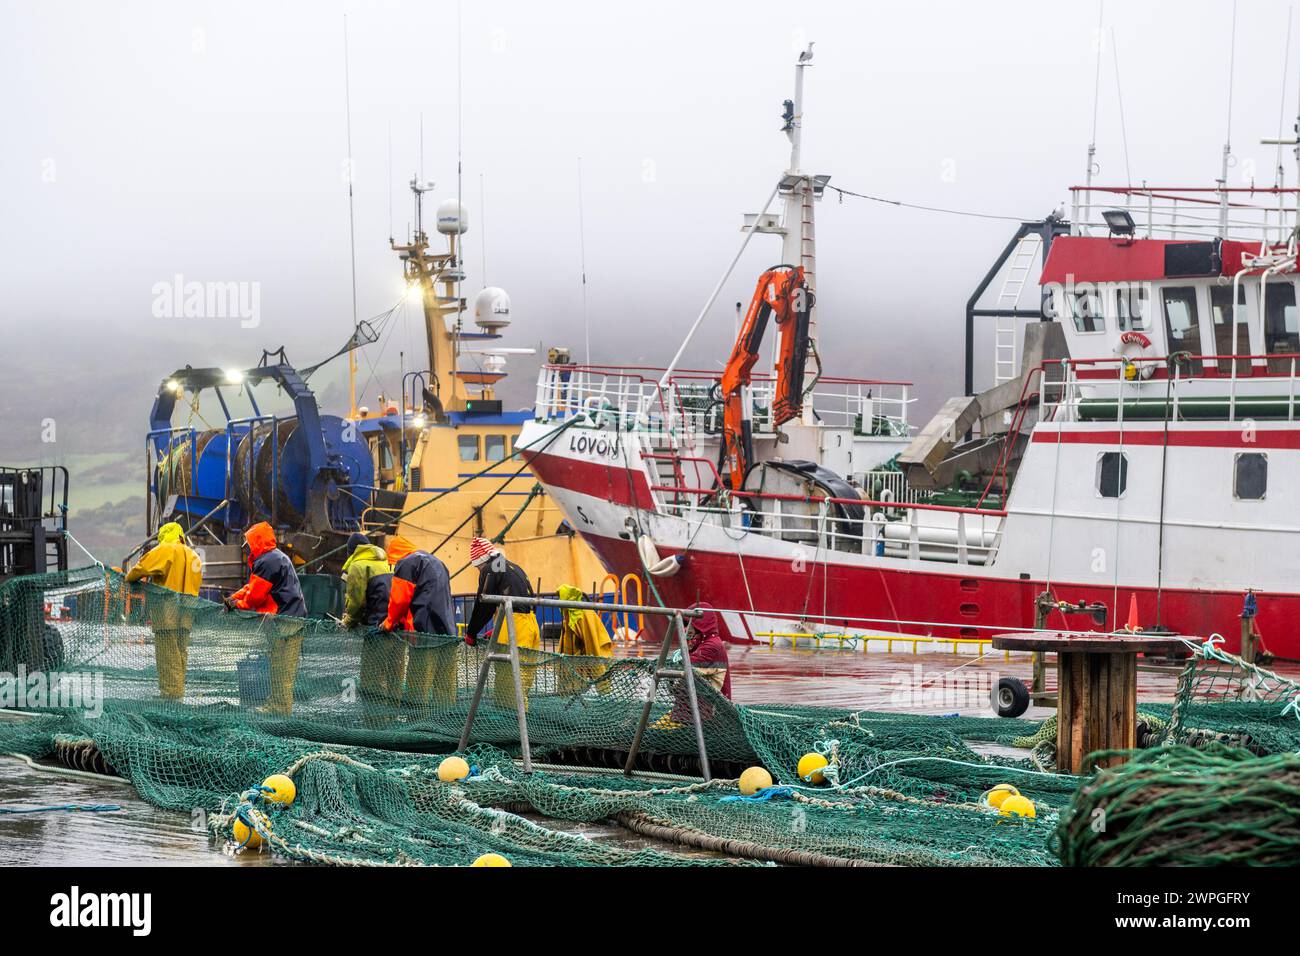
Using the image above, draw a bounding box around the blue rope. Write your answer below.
[0,803,121,815]
[719,786,795,804]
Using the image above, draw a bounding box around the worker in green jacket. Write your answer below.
[340,533,406,704]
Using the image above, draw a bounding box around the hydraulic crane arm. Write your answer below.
[718,264,813,491]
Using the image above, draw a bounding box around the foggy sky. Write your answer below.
[3,0,1297,451]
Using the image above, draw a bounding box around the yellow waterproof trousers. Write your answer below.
[153,628,190,700]
[263,620,306,715]
[492,611,540,710]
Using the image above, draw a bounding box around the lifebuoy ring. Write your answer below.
[1113,331,1157,380]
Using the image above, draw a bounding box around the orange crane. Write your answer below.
[718,264,814,490]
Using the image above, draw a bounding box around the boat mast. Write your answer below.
[391,178,470,418]
[657,45,821,391]
[780,43,823,425]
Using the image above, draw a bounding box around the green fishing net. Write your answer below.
[0,567,1296,866]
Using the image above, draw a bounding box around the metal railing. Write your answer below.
[648,461,1005,566]
[1039,352,1300,423]
[534,364,912,447]
[1070,185,1300,243]
[458,594,710,778]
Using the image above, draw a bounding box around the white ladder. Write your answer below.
[993,234,1043,385]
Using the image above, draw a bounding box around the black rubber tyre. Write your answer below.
[992,677,1030,718]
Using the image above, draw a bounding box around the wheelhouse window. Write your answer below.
[1234,452,1267,500]
[1210,284,1249,374]
[1097,451,1128,498]
[1161,286,1202,356]
[1264,281,1299,372]
[458,435,481,461]
[1116,284,1149,332]
[1068,288,1105,333]
[485,434,507,462]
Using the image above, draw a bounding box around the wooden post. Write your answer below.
[992,631,1187,774]
[1056,650,1136,773]
[1240,616,1257,665]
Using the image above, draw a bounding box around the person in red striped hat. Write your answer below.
[465,536,541,709]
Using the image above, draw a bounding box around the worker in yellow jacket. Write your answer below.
[125,522,203,699]
[555,584,614,696]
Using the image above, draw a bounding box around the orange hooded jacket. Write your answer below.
[230,522,307,617]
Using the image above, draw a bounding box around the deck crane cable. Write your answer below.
[1153,354,1191,628]
[391,414,582,528]
[1111,366,1128,627]
[614,416,759,624]
[302,296,405,385]
[300,415,582,571]
[824,185,1034,223]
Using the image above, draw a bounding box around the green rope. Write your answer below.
[1057,744,1300,866]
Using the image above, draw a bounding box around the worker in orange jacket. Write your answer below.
[228,522,307,714]
[381,535,457,708]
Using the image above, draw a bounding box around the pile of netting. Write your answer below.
[1057,744,1300,865]
[1,567,1297,866]
[1055,638,1300,866]
[1160,636,1300,755]
[0,566,1078,865]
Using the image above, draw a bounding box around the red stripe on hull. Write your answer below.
[1032,429,1300,449]
[576,531,1294,658]
[523,448,656,510]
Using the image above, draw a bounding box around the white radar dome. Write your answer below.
[435,199,469,235]
[473,286,512,331]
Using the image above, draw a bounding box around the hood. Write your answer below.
[342,544,387,573]
[385,535,417,563]
[157,522,184,545]
[688,602,719,646]
[557,584,585,628]
[244,521,278,558]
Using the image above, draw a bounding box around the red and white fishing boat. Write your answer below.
[518,46,1300,662]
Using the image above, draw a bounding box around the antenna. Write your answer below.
[1083,0,1105,229]
[577,156,590,365]
[1274,9,1293,191]
[479,172,487,286]
[388,122,394,242]
[1262,9,1300,239]
[343,14,360,419]
[455,0,463,337]
[1111,28,1133,189]
[1220,0,1239,234]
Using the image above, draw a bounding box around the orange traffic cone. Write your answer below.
[1124,594,1142,633]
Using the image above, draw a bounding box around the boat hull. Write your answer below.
[521,426,1295,658]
